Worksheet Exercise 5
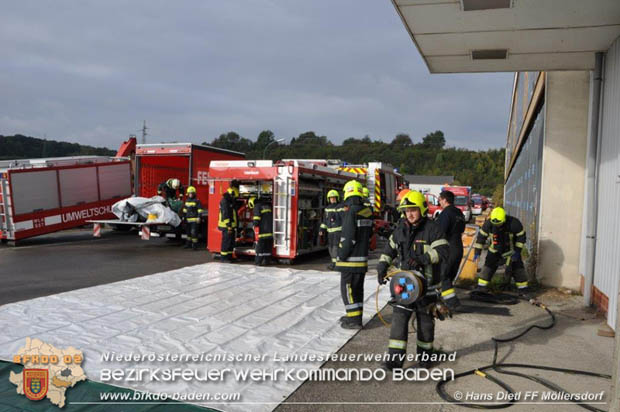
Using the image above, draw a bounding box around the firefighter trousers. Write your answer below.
[220,229,235,261]
[478,252,528,290]
[340,272,365,324]
[327,236,339,264]
[387,297,436,368]
[185,222,199,249]
[255,237,273,266]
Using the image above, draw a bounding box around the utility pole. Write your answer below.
[140,120,148,144]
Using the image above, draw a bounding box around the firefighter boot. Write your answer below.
[417,344,435,369]
[184,240,192,249]
[474,266,493,292]
[340,317,362,329]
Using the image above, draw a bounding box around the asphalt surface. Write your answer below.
[276,290,613,412]
[0,227,334,305]
[0,227,614,411]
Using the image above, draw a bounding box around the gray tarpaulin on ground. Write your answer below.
[0,263,389,412]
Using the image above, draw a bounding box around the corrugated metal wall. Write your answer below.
[505,102,545,269]
[594,36,620,328]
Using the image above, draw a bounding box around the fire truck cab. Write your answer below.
[207,159,361,263]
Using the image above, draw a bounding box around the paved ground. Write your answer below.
[276,290,613,412]
[0,228,614,411]
[0,227,334,305]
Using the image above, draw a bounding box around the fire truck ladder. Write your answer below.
[0,178,14,240]
[273,174,292,255]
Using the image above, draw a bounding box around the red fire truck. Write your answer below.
[0,156,131,244]
[207,159,361,263]
[90,142,245,241]
[441,185,473,222]
[336,162,405,222]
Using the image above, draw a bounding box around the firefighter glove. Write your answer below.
[429,301,452,321]
[377,262,389,285]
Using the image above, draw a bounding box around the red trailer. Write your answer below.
[0,156,131,243]
[90,142,245,241]
[207,159,361,263]
[134,143,245,204]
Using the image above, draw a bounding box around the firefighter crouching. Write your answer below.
[218,183,239,263]
[336,180,373,330]
[181,186,203,250]
[376,191,451,369]
[473,207,530,297]
[250,196,273,266]
[319,189,343,270]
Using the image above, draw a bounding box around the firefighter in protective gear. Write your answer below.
[181,186,203,250]
[392,188,411,221]
[473,207,529,295]
[362,187,372,209]
[320,189,343,270]
[436,190,465,309]
[218,184,239,262]
[396,189,410,203]
[336,180,374,329]
[376,190,450,369]
[250,196,273,266]
[157,178,184,200]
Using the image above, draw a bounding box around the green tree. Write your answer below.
[210,131,254,153]
[255,130,276,151]
[492,183,504,207]
[422,130,446,149]
[391,133,413,147]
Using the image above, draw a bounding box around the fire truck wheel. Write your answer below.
[278,259,292,265]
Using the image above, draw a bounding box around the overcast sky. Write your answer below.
[0,0,513,151]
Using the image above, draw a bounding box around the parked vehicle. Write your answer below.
[441,185,472,222]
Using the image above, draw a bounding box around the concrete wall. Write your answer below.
[538,71,589,289]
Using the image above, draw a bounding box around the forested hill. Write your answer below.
[0,135,115,160]
[1,130,505,196]
[205,130,505,196]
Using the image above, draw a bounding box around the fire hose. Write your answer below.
[435,298,611,411]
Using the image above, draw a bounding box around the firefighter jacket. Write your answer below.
[182,197,204,223]
[218,192,238,230]
[437,204,466,250]
[320,203,344,243]
[378,217,450,289]
[335,197,374,273]
[157,179,184,199]
[473,215,526,259]
[252,200,273,238]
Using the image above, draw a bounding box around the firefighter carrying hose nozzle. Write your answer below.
[181,186,203,250]
[336,180,373,330]
[250,196,273,266]
[472,207,531,298]
[376,190,452,370]
[218,181,239,263]
[319,189,343,270]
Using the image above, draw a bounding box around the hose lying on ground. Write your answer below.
[436,297,612,411]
